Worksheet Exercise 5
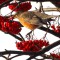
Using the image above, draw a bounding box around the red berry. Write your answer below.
[58,55,60,59]
[0,16,4,22]
[51,25,55,30]
[56,26,60,32]
[9,2,32,12]
[44,40,49,46]
[9,3,18,11]
[0,16,10,22]
[5,21,21,34]
[34,40,39,44]
[16,42,24,50]
[16,42,21,50]
[56,26,60,29]
[12,21,21,28]
[16,40,49,52]
[10,27,21,34]
[0,23,2,30]
[0,22,9,32]
[5,22,12,28]
[1,26,7,32]
[55,29,59,33]
[51,53,56,57]
[1,22,4,27]
[0,0,7,4]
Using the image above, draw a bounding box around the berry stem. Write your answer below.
[18,33,25,41]
[8,32,24,41]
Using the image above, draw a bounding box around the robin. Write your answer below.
[14,11,54,30]
[14,11,54,39]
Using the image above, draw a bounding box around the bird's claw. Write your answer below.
[26,31,32,40]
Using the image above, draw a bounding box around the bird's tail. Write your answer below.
[46,18,55,22]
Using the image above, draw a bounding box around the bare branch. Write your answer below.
[27,40,60,60]
[42,8,60,12]
[0,40,59,58]
[1,56,7,60]
[18,33,25,41]
[39,26,60,38]
[7,32,24,41]
[10,54,21,59]
[2,30,23,41]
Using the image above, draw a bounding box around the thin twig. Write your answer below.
[8,32,24,41]
[18,33,25,41]
[1,56,7,60]
[2,30,23,41]
[39,2,44,13]
[7,54,11,60]
[39,26,60,38]
[10,54,21,59]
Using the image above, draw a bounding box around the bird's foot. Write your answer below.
[26,31,32,40]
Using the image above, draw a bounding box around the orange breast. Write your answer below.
[18,17,38,30]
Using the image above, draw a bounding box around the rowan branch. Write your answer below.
[41,8,60,12]
[1,30,24,41]
[39,26,60,38]
[27,40,60,60]
[0,40,60,59]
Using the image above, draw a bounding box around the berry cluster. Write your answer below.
[51,53,60,59]
[9,2,32,12]
[0,0,7,4]
[0,16,21,34]
[51,25,60,33]
[16,40,49,52]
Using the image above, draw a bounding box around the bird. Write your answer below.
[14,11,54,30]
[14,11,55,39]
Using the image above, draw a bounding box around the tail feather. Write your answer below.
[47,18,55,22]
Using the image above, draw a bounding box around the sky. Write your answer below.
[0,1,60,60]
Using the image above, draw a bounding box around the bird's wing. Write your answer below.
[33,11,55,19]
[19,11,54,25]
[19,12,41,25]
